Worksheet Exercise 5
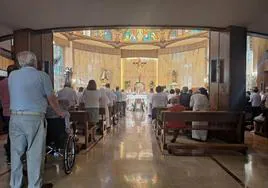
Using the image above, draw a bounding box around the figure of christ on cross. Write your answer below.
[133,59,147,83]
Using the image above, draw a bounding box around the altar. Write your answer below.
[126,94,148,112]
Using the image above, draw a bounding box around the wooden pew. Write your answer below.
[160,111,247,155]
[153,107,168,133]
[69,111,96,149]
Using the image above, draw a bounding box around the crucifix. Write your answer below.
[133,59,147,82]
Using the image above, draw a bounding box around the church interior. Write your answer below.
[52,28,209,92]
[1,27,268,188]
[2,1,268,187]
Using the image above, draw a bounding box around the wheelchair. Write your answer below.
[46,118,76,174]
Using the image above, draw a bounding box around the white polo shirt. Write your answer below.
[151,93,168,109]
[250,92,261,107]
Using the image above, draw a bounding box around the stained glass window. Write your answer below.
[122,29,160,42]
[53,45,65,92]
[90,30,113,41]
[169,29,203,40]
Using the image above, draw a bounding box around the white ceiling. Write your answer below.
[0,0,268,38]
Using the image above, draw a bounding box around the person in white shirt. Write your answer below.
[151,86,168,120]
[147,88,154,117]
[105,83,117,124]
[168,89,176,102]
[105,83,115,107]
[100,87,110,128]
[250,87,262,124]
[76,87,84,105]
[190,88,210,141]
[121,89,127,116]
[81,80,101,125]
[261,87,268,109]
[57,83,78,108]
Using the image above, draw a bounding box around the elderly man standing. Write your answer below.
[8,51,64,188]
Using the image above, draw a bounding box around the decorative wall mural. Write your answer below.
[75,28,206,44]
[122,29,160,42]
[90,30,113,41]
[169,29,202,40]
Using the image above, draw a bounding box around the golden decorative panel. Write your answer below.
[121,58,157,92]
[0,55,13,70]
[73,49,121,89]
[158,47,208,89]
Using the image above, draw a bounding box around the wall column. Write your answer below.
[64,41,73,68]
[229,26,247,111]
[13,29,54,81]
[209,26,247,111]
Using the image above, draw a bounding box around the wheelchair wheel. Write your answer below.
[64,135,76,174]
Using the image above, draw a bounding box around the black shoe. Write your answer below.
[42,183,53,188]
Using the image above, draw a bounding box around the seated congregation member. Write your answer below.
[180,86,191,109]
[81,80,101,128]
[190,87,210,141]
[57,83,78,108]
[105,84,114,111]
[175,88,180,96]
[148,88,154,117]
[151,86,168,120]
[168,89,176,102]
[105,83,116,125]
[77,87,84,105]
[166,98,186,143]
[261,87,268,109]
[121,89,127,116]
[252,110,266,133]
[250,87,262,124]
[100,87,110,128]
[115,86,122,114]
[46,99,71,148]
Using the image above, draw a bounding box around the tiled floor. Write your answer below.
[0,112,268,187]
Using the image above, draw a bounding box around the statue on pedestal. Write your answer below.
[172,70,177,83]
[100,69,112,85]
[64,67,72,85]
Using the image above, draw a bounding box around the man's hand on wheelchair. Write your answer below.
[57,111,65,118]
[65,128,72,135]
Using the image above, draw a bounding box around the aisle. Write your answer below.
[45,111,241,188]
[1,111,267,187]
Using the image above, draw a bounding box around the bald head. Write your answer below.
[16,51,37,68]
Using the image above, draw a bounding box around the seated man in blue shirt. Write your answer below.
[8,51,64,188]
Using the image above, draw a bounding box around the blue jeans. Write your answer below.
[9,114,46,188]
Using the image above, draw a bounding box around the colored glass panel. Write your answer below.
[53,45,65,92]
[122,29,160,42]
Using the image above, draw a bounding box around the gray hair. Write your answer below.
[16,51,37,67]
